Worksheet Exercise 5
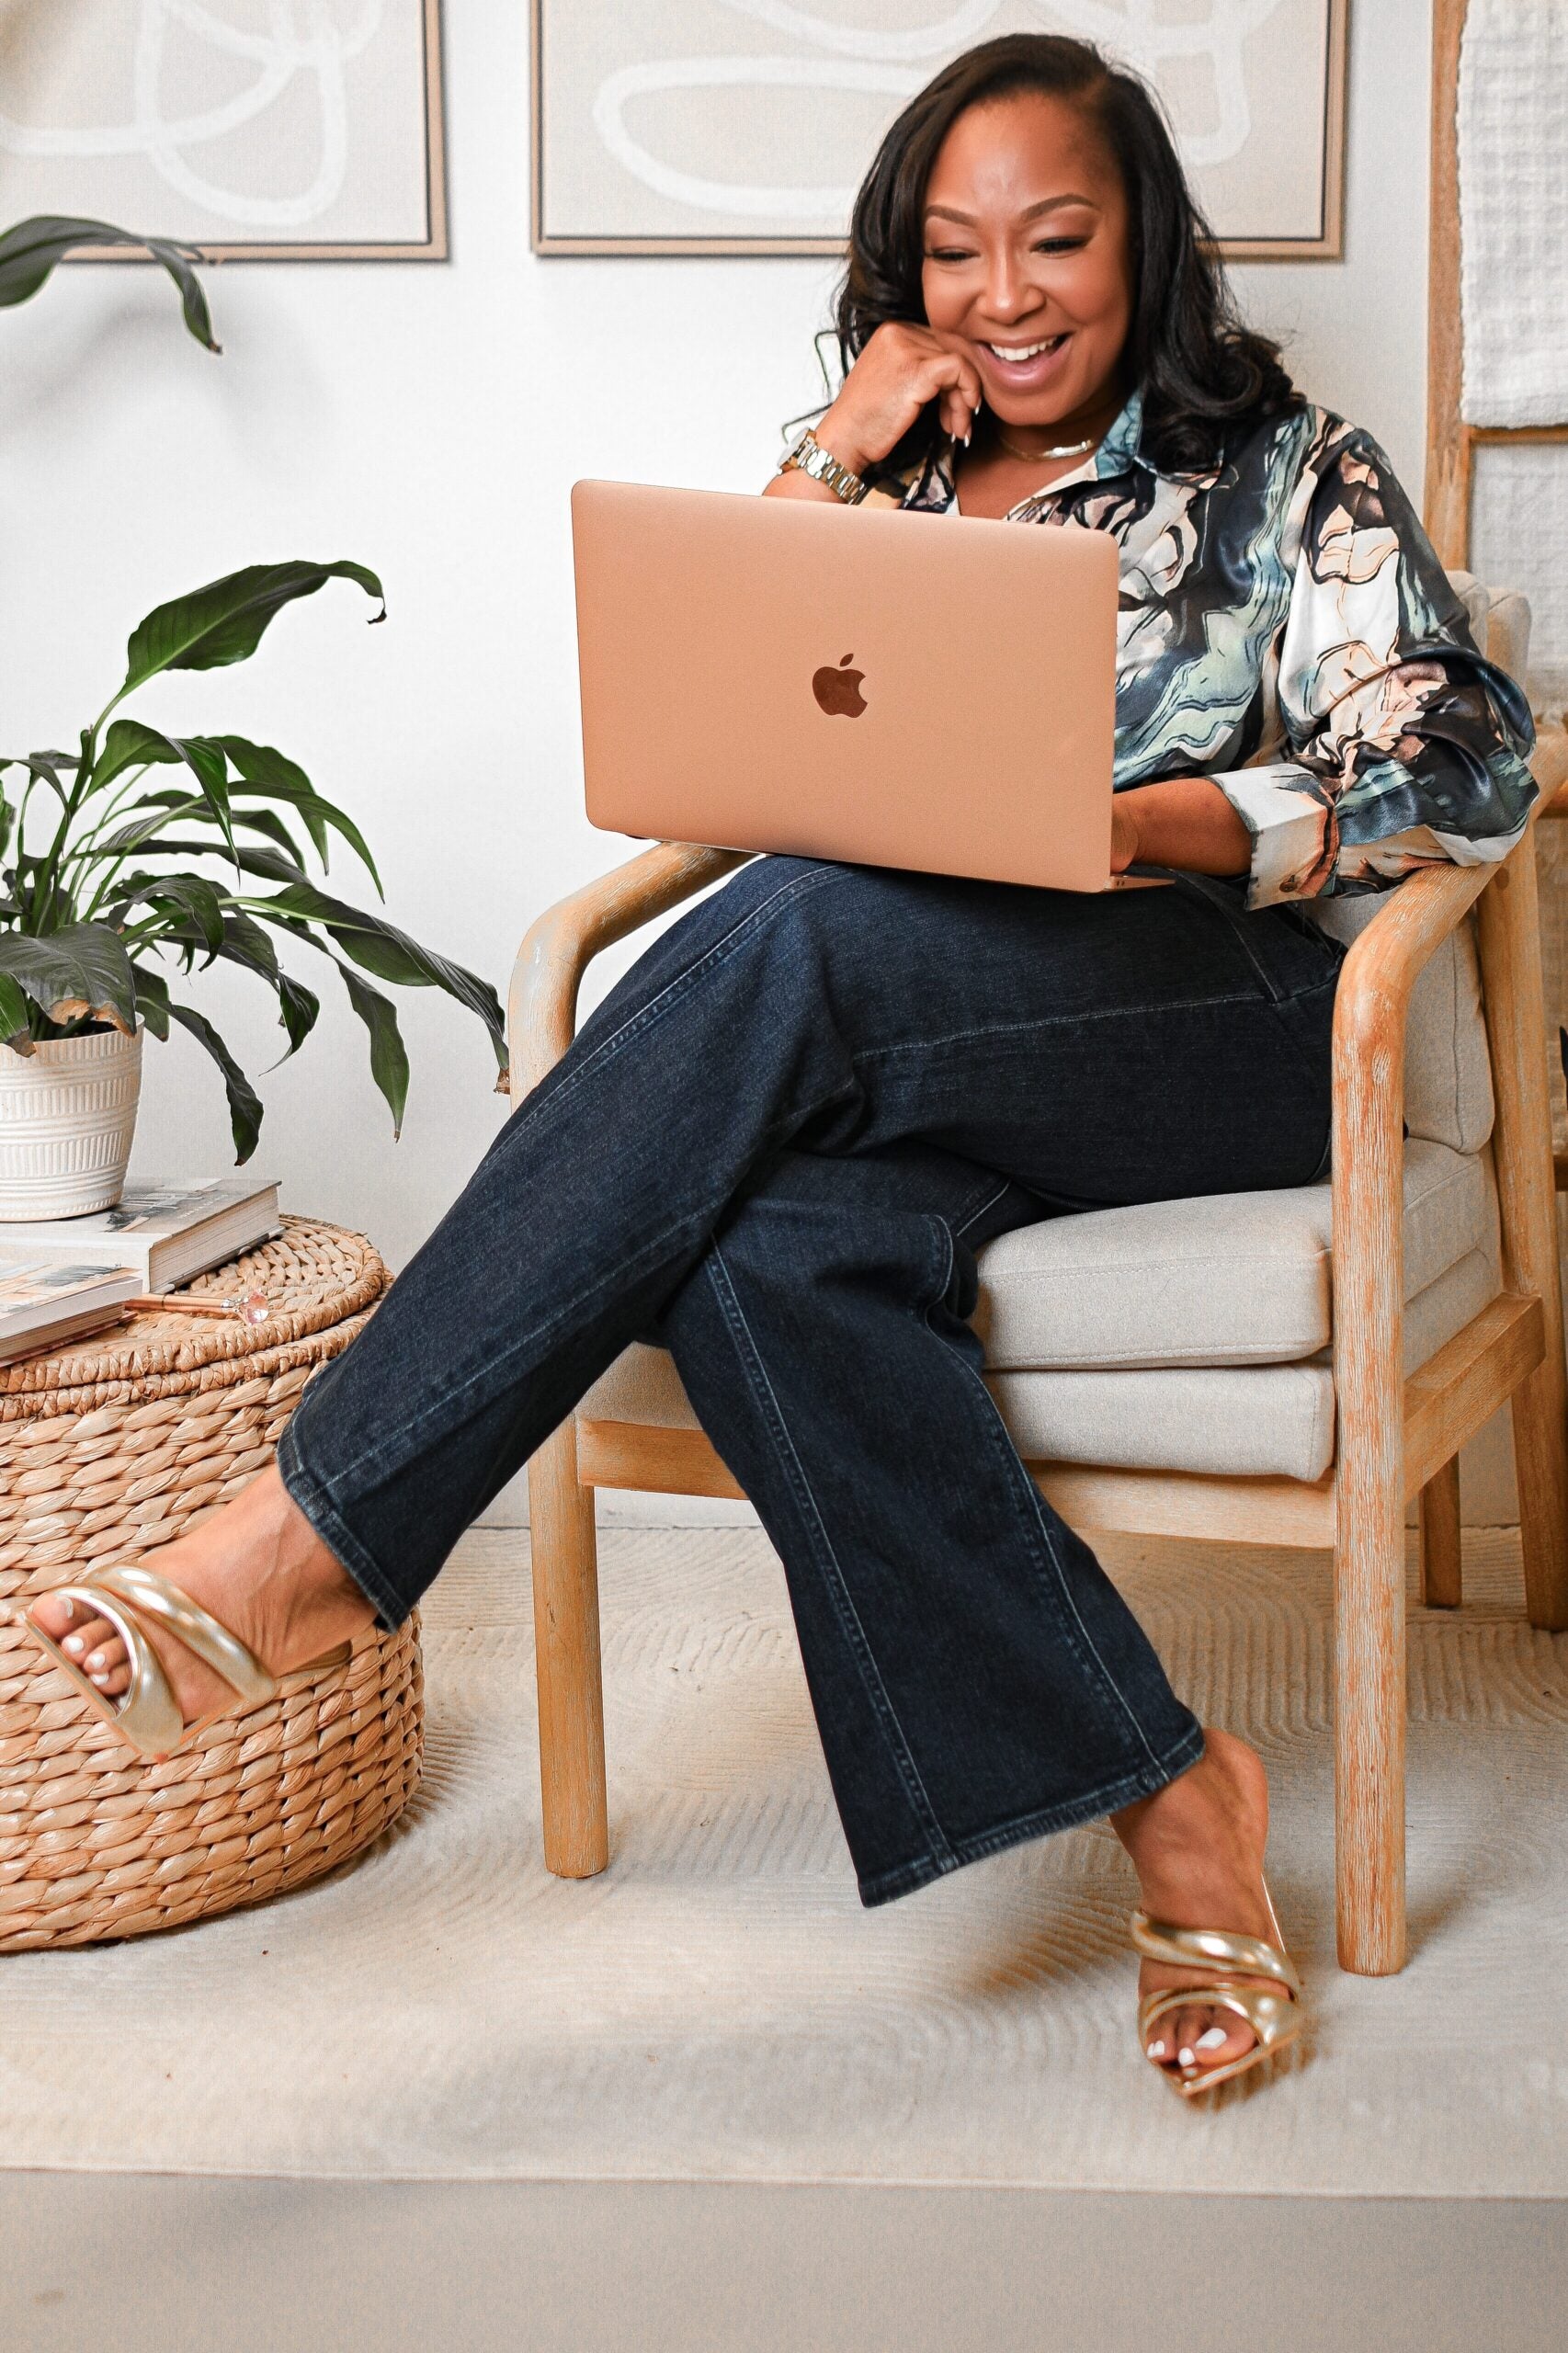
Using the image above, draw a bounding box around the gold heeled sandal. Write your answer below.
[1132,1882,1304,2097]
[23,1562,348,1763]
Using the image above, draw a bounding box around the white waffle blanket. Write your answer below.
[1458,0,1568,426]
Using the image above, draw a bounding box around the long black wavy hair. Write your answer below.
[835,33,1301,481]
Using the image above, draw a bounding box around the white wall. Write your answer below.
[2,2,1433,1522]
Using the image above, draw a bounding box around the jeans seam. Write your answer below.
[701,1234,957,1872]
[953,1178,1012,1240]
[948,1317,1168,1776]
[849,983,1269,1064]
[855,1720,1206,1907]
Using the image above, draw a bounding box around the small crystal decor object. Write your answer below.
[123,1288,273,1324]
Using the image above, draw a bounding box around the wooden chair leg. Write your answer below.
[1476,842,1568,1631]
[528,1419,609,1879]
[1333,1491,1408,1975]
[1418,1455,1463,1608]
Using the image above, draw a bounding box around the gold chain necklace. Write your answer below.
[994,427,1096,462]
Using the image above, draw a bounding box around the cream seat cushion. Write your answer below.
[971,1138,1493,1371]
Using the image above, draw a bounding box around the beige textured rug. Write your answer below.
[3,1526,1566,2193]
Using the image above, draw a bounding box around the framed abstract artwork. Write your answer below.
[531,0,1347,260]
[0,0,448,261]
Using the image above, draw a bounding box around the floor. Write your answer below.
[3,1522,1565,2347]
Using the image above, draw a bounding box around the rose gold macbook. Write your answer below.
[571,479,1142,893]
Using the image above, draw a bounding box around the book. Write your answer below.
[0,1255,142,1365]
[0,1178,282,1291]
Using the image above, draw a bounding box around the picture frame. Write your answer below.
[531,0,1347,262]
[0,0,449,264]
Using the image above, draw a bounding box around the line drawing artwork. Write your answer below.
[0,0,417,236]
[590,0,1290,224]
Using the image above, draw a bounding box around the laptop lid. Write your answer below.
[571,479,1119,893]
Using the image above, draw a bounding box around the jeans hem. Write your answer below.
[853,1718,1207,1909]
[275,1423,410,1633]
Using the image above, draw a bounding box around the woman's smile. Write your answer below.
[973,329,1074,394]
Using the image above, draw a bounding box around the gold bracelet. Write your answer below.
[778,428,869,506]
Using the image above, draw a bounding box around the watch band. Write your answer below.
[779,428,869,506]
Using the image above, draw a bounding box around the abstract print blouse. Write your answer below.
[886,391,1538,909]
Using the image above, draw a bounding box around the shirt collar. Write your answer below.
[915,384,1222,508]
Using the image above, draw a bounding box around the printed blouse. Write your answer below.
[883,390,1538,909]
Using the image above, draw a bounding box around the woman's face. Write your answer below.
[920,92,1134,434]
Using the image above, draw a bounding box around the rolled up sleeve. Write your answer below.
[1211,430,1539,909]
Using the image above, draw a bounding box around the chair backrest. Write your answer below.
[1303,571,1529,1155]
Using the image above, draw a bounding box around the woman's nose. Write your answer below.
[981,257,1037,324]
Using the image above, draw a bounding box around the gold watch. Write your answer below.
[779,428,869,506]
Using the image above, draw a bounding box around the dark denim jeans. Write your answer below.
[278,856,1344,1905]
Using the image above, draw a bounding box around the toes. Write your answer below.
[28,1592,83,1640]
[28,1606,131,1700]
[1185,2007,1256,2073]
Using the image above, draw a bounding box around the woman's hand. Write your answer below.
[815,323,984,473]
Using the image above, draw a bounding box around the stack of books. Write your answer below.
[0,1179,281,1367]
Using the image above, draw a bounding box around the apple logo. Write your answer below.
[812,653,867,718]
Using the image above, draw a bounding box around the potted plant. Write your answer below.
[0,561,506,1217]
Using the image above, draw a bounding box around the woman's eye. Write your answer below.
[926,248,975,264]
[1034,237,1088,256]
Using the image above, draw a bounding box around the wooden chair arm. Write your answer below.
[508,841,752,1106]
[1330,858,1496,1371]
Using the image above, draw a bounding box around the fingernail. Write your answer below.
[1195,2026,1228,2051]
[1177,2046,1197,2067]
[63,1634,85,1655]
[1147,2039,1165,2058]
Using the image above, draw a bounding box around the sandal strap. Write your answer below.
[1138,1979,1301,2048]
[28,1583,187,1758]
[1131,1908,1302,1999]
[88,1563,276,1708]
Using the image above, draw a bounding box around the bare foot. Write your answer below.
[1109,1728,1285,2087]
[25,1466,376,1743]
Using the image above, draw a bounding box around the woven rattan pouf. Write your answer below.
[0,1216,423,1950]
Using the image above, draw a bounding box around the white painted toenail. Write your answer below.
[60,1600,74,1620]
[1196,2027,1229,2051]
[1147,2040,1165,2058]
[1178,2047,1197,2067]
[63,1635,85,1654]
[86,1651,105,1669]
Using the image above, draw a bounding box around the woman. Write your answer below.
[25,36,1536,2097]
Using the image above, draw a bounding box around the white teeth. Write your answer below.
[986,337,1064,362]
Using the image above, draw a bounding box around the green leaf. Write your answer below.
[217,735,383,892]
[121,562,385,697]
[92,725,236,863]
[109,870,229,960]
[165,999,264,1163]
[0,972,30,1050]
[335,962,409,1137]
[207,913,321,1061]
[0,925,137,1032]
[130,961,171,1041]
[0,216,219,351]
[259,879,507,1077]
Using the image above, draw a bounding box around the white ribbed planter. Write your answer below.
[0,1027,142,1220]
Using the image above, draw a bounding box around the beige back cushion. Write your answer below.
[1300,570,1525,1155]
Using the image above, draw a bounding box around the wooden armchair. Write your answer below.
[509,597,1568,1982]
